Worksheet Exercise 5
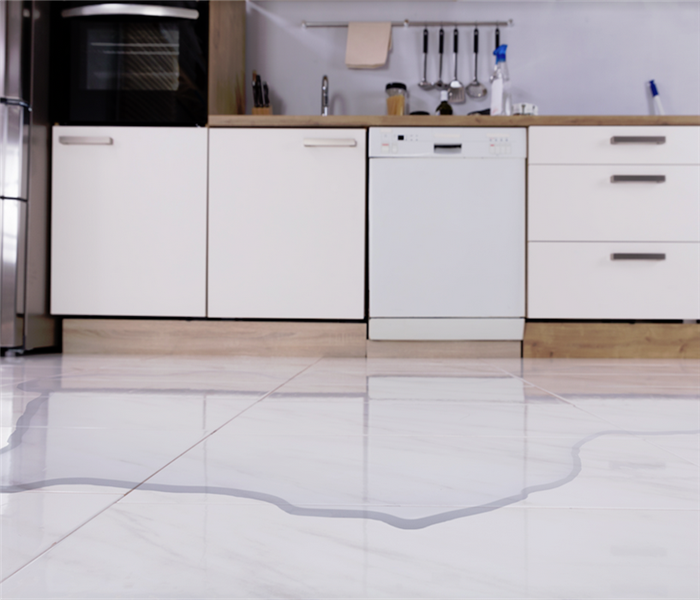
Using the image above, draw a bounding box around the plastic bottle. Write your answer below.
[490,45,511,116]
[436,90,453,115]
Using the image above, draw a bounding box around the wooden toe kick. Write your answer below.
[524,322,700,359]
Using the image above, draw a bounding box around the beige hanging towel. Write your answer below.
[345,22,392,69]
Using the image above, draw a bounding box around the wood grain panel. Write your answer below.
[208,1,246,116]
[366,340,522,359]
[524,322,700,359]
[63,319,367,357]
[208,115,700,128]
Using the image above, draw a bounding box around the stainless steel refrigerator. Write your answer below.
[1,0,57,353]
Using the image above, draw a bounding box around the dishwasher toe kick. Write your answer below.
[368,318,525,341]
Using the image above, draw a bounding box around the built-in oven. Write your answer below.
[51,1,208,126]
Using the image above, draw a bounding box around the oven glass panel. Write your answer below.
[85,23,180,91]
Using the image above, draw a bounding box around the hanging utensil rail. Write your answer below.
[302,19,513,29]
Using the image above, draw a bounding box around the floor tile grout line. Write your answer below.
[0,356,325,584]
[488,363,700,468]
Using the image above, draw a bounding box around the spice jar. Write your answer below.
[386,82,407,116]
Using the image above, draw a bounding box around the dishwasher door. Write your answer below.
[369,156,525,321]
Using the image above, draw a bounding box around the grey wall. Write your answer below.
[246,1,700,116]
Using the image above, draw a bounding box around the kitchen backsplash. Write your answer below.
[246,1,699,116]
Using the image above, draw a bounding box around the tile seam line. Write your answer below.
[0,355,325,584]
[489,363,700,467]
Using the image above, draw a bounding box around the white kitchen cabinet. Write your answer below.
[528,242,700,320]
[528,165,700,242]
[51,127,208,317]
[208,128,365,319]
[528,126,700,165]
[527,126,700,320]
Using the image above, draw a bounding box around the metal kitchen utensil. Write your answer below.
[466,28,487,99]
[435,27,447,89]
[448,28,465,103]
[418,28,433,90]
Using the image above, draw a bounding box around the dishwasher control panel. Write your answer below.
[369,127,527,158]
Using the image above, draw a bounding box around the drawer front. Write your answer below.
[528,242,700,320]
[529,126,700,165]
[529,165,700,242]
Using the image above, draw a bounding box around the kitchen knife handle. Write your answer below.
[439,28,444,54]
[610,136,666,145]
[473,28,479,53]
[453,28,458,53]
[423,28,428,53]
[58,136,113,145]
[610,175,666,183]
[303,138,357,148]
[611,253,666,261]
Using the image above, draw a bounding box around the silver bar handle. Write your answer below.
[59,136,113,146]
[62,4,199,20]
[610,175,666,183]
[303,138,357,148]
[611,253,666,261]
[610,136,666,145]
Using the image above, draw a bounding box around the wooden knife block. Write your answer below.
[251,106,273,115]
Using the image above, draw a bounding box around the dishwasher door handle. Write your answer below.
[433,144,462,154]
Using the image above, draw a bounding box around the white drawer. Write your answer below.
[528,242,700,320]
[529,126,700,165]
[528,165,700,242]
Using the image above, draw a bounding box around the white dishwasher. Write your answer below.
[368,127,526,341]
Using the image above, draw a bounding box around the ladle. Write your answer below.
[418,28,433,90]
[465,27,487,99]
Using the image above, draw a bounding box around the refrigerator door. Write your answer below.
[0,0,31,101]
[0,198,27,347]
[0,101,29,199]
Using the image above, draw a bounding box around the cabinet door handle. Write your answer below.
[59,136,113,145]
[62,4,199,20]
[611,253,666,261]
[610,136,666,145]
[610,175,666,183]
[303,138,357,148]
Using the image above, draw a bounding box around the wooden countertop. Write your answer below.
[208,115,700,128]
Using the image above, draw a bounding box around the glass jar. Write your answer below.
[386,82,407,116]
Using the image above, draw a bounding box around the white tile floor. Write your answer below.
[1,354,698,598]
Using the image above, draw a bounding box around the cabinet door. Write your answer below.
[208,129,366,319]
[528,242,700,320]
[528,165,700,242]
[529,126,700,165]
[51,127,207,317]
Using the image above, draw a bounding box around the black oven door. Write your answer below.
[52,1,208,126]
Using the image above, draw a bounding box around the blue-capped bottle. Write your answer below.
[490,45,511,116]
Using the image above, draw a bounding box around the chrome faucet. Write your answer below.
[321,75,329,116]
